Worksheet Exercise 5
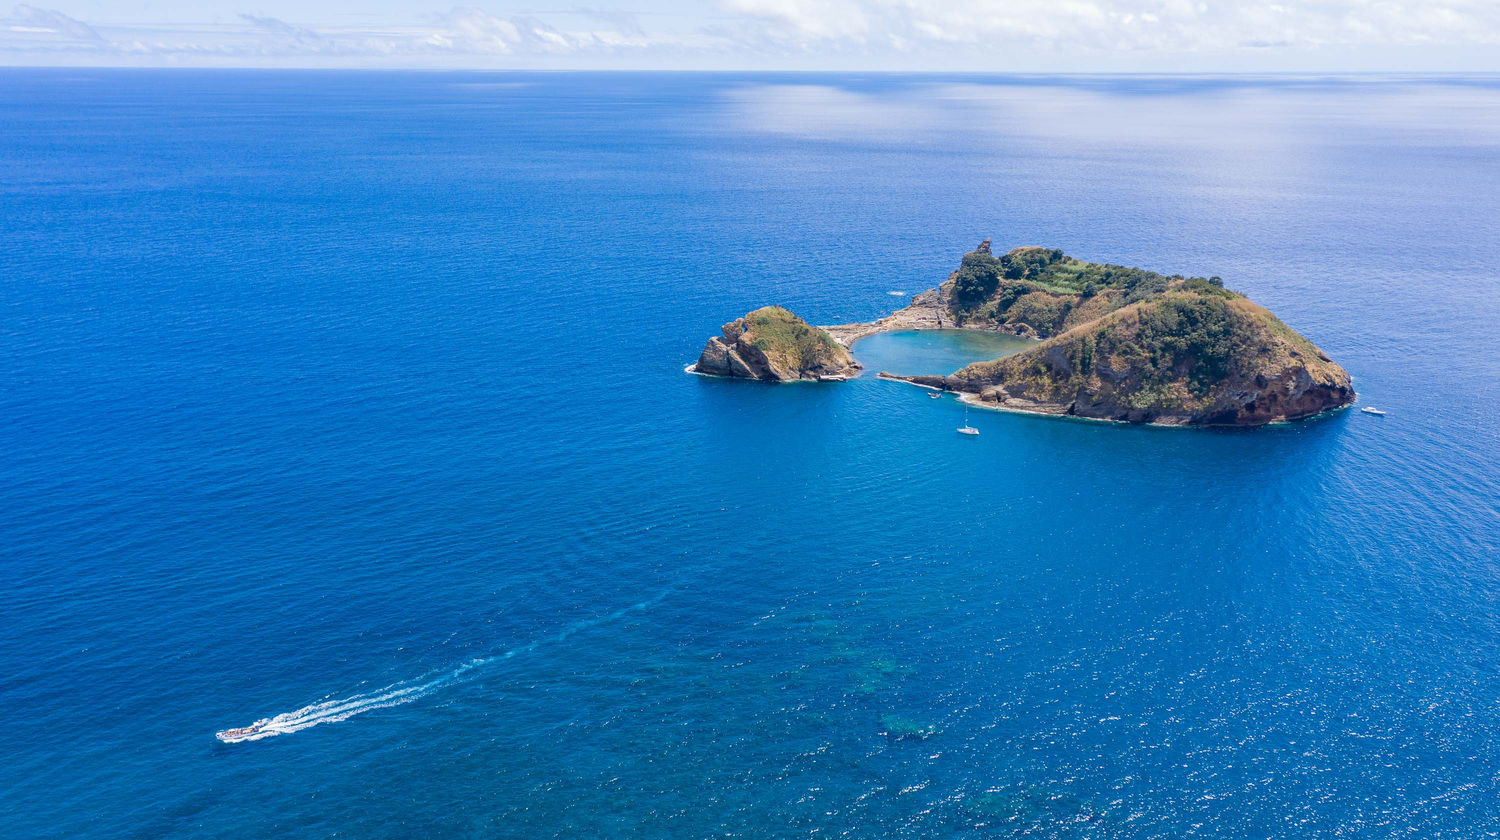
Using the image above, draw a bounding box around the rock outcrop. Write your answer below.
[876,241,1354,425]
[691,306,861,381]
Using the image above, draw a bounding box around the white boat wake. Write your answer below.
[216,592,668,744]
[214,663,479,743]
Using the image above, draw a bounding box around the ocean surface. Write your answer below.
[3,70,1500,838]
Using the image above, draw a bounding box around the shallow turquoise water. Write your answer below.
[2,70,1500,838]
[851,329,1035,378]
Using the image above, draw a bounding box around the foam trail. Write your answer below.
[216,591,668,744]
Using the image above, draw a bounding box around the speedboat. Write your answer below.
[217,719,270,742]
[928,391,942,399]
[1361,406,1386,416]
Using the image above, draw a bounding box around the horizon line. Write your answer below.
[4,65,1500,75]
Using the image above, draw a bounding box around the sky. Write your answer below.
[2,0,1499,71]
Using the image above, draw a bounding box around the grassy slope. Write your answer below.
[949,246,1236,335]
[941,247,1350,420]
[741,306,853,374]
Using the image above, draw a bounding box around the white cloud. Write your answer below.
[7,4,101,43]
[0,0,1497,67]
[0,4,684,62]
[437,7,522,53]
[716,0,1500,53]
[239,14,320,43]
[573,7,647,39]
[721,0,874,42]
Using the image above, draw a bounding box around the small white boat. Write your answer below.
[1361,406,1386,416]
[928,391,942,399]
[957,404,979,435]
[217,719,270,742]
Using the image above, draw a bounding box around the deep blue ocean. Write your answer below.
[3,70,1500,838]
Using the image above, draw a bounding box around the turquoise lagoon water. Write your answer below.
[850,330,1034,378]
[3,70,1500,838]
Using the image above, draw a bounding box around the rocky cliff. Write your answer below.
[692,306,861,381]
[883,242,1354,425]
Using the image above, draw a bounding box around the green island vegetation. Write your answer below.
[743,306,845,369]
[950,244,1233,333]
[904,241,1354,425]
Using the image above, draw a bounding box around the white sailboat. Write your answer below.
[957,403,979,436]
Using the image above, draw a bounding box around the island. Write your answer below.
[690,305,861,381]
[692,241,1355,426]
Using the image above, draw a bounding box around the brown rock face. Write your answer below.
[890,294,1354,426]
[692,306,861,382]
[1206,366,1356,426]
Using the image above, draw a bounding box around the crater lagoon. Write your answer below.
[851,329,1036,378]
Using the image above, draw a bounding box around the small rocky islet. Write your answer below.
[690,305,861,381]
[690,240,1354,427]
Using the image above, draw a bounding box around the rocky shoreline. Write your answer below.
[877,371,1352,427]
[693,241,1354,427]
[819,287,1041,348]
